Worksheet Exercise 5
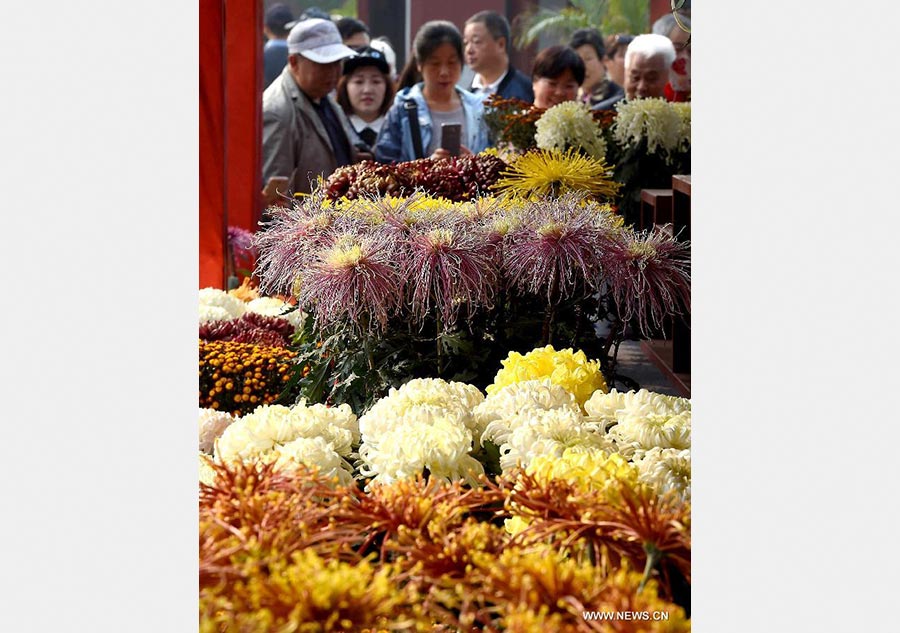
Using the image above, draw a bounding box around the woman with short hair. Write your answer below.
[530,45,585,109]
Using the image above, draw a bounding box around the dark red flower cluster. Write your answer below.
[323,154,507,201]
[199,312,295,348]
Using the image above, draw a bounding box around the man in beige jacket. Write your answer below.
[262,18,358,200]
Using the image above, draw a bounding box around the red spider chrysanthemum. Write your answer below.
[502,195,613,303]
[296,231,403,333]
[404,216,499,330]
[602,229,691,338]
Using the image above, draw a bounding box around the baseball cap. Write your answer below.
[287,18,358,63]
[264,3,294,31]
[342,46,390,75]
[368,39,397,77]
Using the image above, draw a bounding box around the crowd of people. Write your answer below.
[259,4,692,203]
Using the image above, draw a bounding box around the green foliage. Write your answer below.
[605,132,690,228]
[514,0,649,49]
[284,288,626,412]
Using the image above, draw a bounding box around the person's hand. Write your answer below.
[261,176,290,208]
[430,145,472,160]
[355,151,374,162]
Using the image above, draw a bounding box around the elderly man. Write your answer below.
[462,10,533,102]
[262,18,358,199]
[623,33,676,100]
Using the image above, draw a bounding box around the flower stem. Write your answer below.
[436,313,443,376]
[638,542,662,594]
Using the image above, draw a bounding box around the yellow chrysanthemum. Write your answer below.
[491,148,620,200]
[487,345,608,408]
[528,448,642,503]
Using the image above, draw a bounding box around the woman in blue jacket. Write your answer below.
[373,21,490,163]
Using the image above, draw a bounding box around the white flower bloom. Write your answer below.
[199,287,246,320]
[672,102,691,152]
[498,407,613,471]
[613,98,687,161]
[477,379,579,446]
[357,378,486,485]
[245,296,290,317]
[199,408,235,454]
[585,389,690,454]
[359,409,483,486]
[272,436,355,486]
[611,409,691,452]
[535,101,607,160]
[245,297,307,331]
[359,378,484,442]
[213,402,359,474]
[199,453,218,486]
[584,389,690,420]
[302,401,360,447]
[199,304,236,324]
[633,446,691,501]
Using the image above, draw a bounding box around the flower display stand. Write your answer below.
[639,175,691,397]
[639,188,674,231]
[671,175,691,375]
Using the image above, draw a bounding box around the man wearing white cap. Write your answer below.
[262,18,358,198]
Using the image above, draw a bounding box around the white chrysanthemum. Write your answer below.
[613,98,685,160]
[302,401,360,447]
[199,453,218,486]
[535,101,607,160]
[359,378,484,441]
[358,380,487,485]
[358,409,483,486]
[272,436,354,486]
[199,287,246,320]
[199,304,236,324]
[611,409,691,453]
[199,408,235,454]
[215,414,278,461]
[498,407,614,471]
[245,297,307,330]
[672,102,691,152]
[214,402,358,468]
[633,446,691,501]
[290,406,354,457]
[478,379,580,446]
[584,388,690,420]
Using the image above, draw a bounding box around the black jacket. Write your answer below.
[467,66,535,104]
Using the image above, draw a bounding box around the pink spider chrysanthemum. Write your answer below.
[403,217,499,330]
[296,231,403,333]
[502,195,613,303]
[253,193,344,296]
[602,228,691,338]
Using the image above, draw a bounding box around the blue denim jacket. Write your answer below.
[373,83,490,163]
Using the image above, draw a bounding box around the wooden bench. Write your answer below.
[639,188,673,230]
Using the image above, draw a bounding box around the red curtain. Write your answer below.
[199,0,262,289]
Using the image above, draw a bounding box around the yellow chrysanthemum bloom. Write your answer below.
[491,148,620,200]
[528,448,642,504]
[487,345,608,408]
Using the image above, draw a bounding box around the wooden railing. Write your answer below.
[638,175,691,397]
